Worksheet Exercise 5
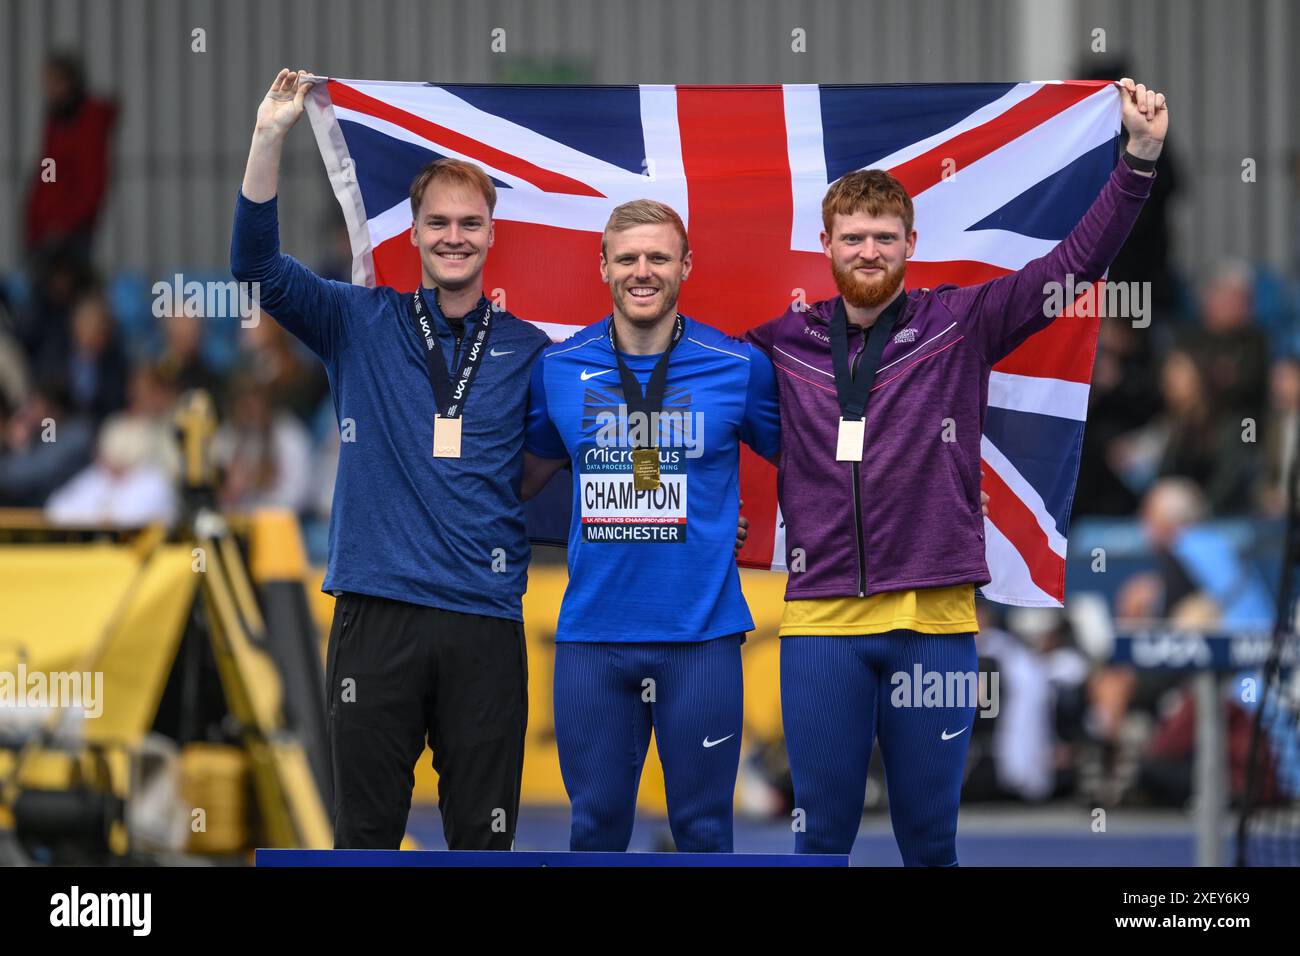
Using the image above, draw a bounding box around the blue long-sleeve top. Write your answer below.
[231,191,550,620]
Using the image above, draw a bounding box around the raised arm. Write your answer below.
[941,78,1169,365]
[242,68,320,202]
[232,69,351,361]
[1115,77,1168,168]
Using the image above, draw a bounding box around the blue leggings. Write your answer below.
[781,631,979,864]
[554,635,744,852]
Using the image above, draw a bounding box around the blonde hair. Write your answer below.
[408,158,496,218]
[601,199,688,257]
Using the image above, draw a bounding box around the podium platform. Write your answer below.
[255,849,848,867]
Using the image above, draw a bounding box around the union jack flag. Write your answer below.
[305,79,1122,607]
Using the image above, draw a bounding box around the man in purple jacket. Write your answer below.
[746,78,1168,863]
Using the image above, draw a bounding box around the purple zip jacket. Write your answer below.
[745,161,1155,600]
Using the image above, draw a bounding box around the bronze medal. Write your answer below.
[433,415,463,458]
[835,417,865,462]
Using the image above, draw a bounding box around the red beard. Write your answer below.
[832,257,906,308]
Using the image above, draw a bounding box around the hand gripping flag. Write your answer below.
[305,79,1122,607]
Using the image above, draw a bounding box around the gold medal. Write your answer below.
[835,417,864,462]
[433,415,463,458]
[631,447,661,490]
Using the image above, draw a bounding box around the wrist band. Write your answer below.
[1122,150,1158,172]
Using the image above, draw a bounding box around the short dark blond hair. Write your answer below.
[601,199,689,257]
[409,158,497,218]
[822,169,914,236]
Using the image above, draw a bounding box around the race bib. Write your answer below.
[577,443,687,542]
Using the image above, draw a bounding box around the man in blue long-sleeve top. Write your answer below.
[232,68,550,850]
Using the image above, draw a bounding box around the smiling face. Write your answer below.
[600,222,691,328]
[408,183,494,292]
[822,211,916,309]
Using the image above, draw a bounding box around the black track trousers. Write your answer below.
[324,592,528,850]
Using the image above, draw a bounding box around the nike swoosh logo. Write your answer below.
[940,727,967,741]
[702,734,734,749]
[580,368,614,381]
[489,348,515,357]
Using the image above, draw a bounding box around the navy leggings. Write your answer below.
[554,635,744,852]
[781,631,979,864]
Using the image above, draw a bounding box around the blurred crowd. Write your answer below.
[0,54,341,531]
[3,55,1299,815]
